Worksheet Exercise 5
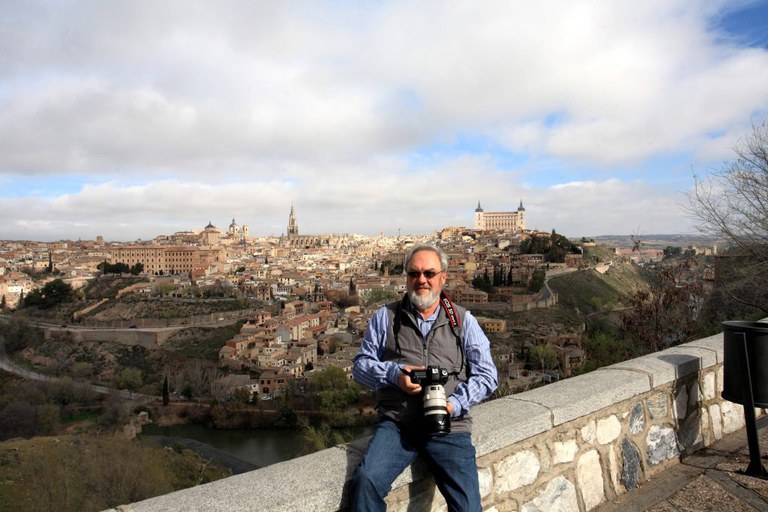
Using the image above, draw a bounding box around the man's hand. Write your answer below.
[398,365,423,395]
[446,401,454,415]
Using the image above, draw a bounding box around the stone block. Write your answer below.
[596,415,621,445]
[620,437,642,490]
[478,466,493,498]
[581,419,597,444]
[608,445,620,494]
[660,346,718,374]
[709,403,723,440]
[689,382,702,409]
[517,369,649,426]
[717,365,724,393]
[472,397,551,456]
[552,439,578,464]
[721,400,745,434]
[607,345,714,388]
[493,450,540,494]
[702,371,716,401]
[521,476,579,512]
[674,384,689,420]
[577,450,605,510]
[683,332,724,364]
[629,403,645,435]
[647,393,668,420]
[646,424,680,466]
[679,408,704,452]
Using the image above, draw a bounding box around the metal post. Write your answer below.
[738,332,768,478]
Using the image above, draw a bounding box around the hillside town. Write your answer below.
[0,203,717,399]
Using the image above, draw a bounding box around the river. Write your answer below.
[140,423,373,472]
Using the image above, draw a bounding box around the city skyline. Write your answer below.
[2,1,768,242]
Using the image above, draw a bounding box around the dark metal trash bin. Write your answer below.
[722,321,768,406]
[721,320,768,479]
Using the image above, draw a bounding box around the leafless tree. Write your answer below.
[687,119,768,315]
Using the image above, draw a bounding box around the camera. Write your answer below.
[407,366,451,436]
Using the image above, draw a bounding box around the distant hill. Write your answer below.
[587,234,723,250]
[547,263,651,316]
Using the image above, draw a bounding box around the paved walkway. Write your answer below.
[597,416,768,511]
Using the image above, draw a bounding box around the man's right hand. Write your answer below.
[398,365,424,395]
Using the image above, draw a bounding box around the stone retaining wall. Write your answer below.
[113,330,754,512]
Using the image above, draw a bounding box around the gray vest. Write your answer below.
[375,296,473,434]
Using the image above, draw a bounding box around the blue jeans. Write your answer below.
[349,420,481,512]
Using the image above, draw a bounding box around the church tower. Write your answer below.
[474,201,485,230]
[287,205,299,237]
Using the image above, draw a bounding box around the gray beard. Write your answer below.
[408,289,440,312]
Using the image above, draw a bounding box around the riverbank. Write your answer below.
[140,422,375,470]
[142,435,258,475]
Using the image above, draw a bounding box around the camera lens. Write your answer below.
[423,384,450,436]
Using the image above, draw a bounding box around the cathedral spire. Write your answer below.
[287,204,299,236]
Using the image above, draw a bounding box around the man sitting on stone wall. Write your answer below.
[350,243,498,511]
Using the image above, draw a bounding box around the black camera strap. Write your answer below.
[439,291,462,340]
[439,291,465,378]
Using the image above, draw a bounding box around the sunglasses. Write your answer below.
[406,270,443,279]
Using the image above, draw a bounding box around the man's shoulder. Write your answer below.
[370,302,398,322]
[383,297,406,314]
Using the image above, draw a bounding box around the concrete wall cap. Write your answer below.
[510,369,650,426]
[472,397,551,455]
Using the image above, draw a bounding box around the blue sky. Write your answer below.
[1,0,767,242]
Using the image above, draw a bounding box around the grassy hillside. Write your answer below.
[548,263,651,316]
[83,275,149,299]
[0,435,229,512]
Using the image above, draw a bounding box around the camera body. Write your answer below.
[408,366,451,436]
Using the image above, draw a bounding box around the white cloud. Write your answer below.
[0,0,765,240]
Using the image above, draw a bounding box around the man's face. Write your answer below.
[406,249,447,312]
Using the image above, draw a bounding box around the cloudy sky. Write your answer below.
[2,0,768,242]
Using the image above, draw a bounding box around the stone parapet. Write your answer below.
[112,330,756,512]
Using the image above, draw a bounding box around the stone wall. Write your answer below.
[112,330,754,512]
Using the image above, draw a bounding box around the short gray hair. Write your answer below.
[403,244,449,273]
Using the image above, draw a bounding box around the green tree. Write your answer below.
[579,331,642,373]
[528,269,546,293]
[274,403,299,428]
[528,344,559,371]
[298,419,349,455]
[162,375,170,406]
[115,367,144,393]
[362,288,399,306]
[23,279,75,309]
[0,318,45,354]
[308,367,360,416]
[471,273,492,293]
[520,231,576,263]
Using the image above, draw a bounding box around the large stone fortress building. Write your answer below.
[474,200,526,232]
[109,245,223,275]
